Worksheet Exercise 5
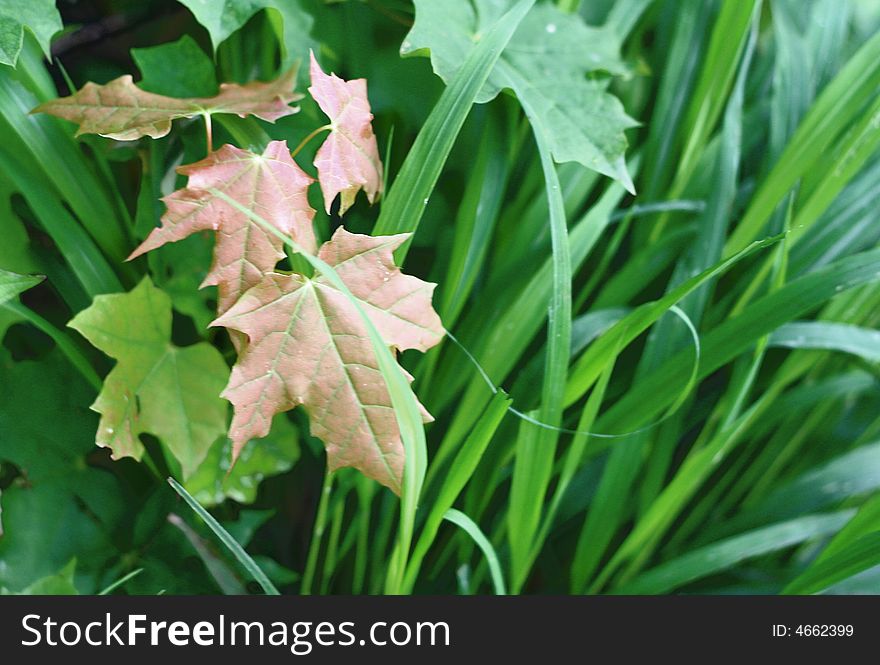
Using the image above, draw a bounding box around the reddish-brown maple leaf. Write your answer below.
[309,52,384,215]
[33,68,301,141]
[213,228,444,493]
[128,141,316,321]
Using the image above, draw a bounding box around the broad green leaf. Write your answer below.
[34,67,301,141]
[373,0,534,253]
[403,0,636,189]
[251,555,299,586]
[131,34,219,98]
[222,510,275,547]
[0,349,99,481]
[0,351,124,592]
[177,0,314,71]
[4,560,79,595]
[0,477,120,593]
[0,0,61,67]
[186,416,300,507]
[0,267,43,306]
[68,277,229,478]
[145,233,217,332]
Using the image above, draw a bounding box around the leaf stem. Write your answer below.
[290,124,332,159]
[204,113,213,153]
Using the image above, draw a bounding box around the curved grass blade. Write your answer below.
[167,477,279,595]
[373,0,535,260]
[597,247,880,435]
[444,508,506,595]
[404,390,510,592]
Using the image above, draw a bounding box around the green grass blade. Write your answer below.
[565,234,781,407]
[97,568,144,595]
[725,28,880,254]
[504,71,572,591]
[405,390,510,592]
[596,247,880,434]
[428,173,630,485]
[730,441,880,533]
[440,110,509,326]
[0,141,122,298]
[811,494,880,565]
[769,321,880,362]
[0,71,130,262]
[783,531,880,595]
[669,0,759,199]
[374,0,535,260]
[167,477,279,595]
[3,301,101,390]
[616,511,854,595]
[444,508,506,595]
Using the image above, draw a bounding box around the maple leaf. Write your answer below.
[0,0,61,67]
[67,277,229,479]
[403,0,637,191]
[33,68,301,141]
[177,0,314,75]
[128,141,316,321]
[213,228,444,493]
[309,52,384,215]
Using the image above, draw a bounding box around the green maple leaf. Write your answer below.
[0,0,62,67]
[403,0,637,191]
[185,416,300,507]
[68,277,229,478]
